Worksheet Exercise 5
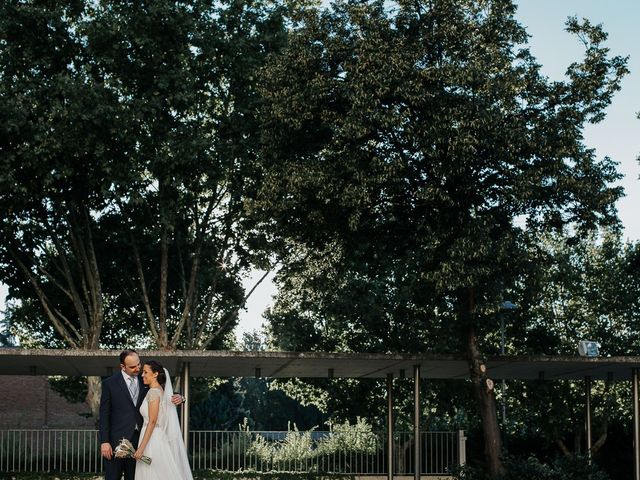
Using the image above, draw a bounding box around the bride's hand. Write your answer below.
[134,448,144,460]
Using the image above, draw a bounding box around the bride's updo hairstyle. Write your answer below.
[145,360,166,388]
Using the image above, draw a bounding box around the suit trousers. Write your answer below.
[104,430,140,480]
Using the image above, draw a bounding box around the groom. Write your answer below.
[99,349,184,480]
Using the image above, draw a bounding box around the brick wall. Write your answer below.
[0,375,95,429]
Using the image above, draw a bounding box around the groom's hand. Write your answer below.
[100,442,112,460]
[170,393,185,406]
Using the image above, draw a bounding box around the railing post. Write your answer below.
[458,430,466,466]
[585,376,592,462]
[181,362,191,449]
[633,368,640,480]
[387,372,394,480]
[414,364,421,480]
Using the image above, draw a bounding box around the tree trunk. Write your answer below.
[557,438,572,457]
[460,288,504,477]
[159,225,169,346]
[86,376,102,426]
[591,376,613,455]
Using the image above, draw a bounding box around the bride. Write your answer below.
[134,360,193,480]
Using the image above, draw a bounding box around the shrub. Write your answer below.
[246,418,378,471]
[452,455,610,480]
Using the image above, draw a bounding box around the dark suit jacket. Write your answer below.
[99,373,149,446]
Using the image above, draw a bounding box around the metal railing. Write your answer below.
[0,429,101,473]
[1,429,465,475]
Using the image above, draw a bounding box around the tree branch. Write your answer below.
[174,193,223,347]
[199,269,272,349]
[8,246,80,348]
[47,221,90,342]
[132,242,160,343]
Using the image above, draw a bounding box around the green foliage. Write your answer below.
[48,376,88,404]
[0,0,291,350]
[195,472,354,480]
[0,475,101,480]
[254,0,629,474]
[189,376,325,431]
[194,473,353,480]
[507,231,640,357]
[190,379,248,430]
[0,0,128,349]
[255,0,631,356]
[246,418,378,468]
[316,418,377,455]
[487,232,640,457]
[255,0,632,373]
[454,455,610,480]
[0,472,354,480]
[273,425,316,464]
[0,316,15,347]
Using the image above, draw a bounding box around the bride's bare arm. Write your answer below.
[134,394,160,460]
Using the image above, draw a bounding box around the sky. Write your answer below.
[515,0,640,242]
[1,0,639,342]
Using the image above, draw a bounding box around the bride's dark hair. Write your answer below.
[145,360,166,388]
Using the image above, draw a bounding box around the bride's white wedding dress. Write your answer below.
[135,370,193,480]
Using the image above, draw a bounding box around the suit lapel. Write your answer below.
[116,373,130,402]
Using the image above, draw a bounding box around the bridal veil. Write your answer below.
[163,368,193,480]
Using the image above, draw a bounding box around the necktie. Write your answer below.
[128,376,139,404]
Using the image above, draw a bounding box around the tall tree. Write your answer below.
[253,0,627,475]
[0,0,287,417]
[509,231,640,357]
[82,0,287,349]
[1,0,288,347]
[501,232,640,462]
[0,0,134,418]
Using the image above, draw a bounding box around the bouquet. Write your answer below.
[114,438,152,465]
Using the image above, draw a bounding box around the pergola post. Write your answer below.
[387,373,394,480]
[180,362,191,448]
[414,364,421,480]
[585,376,592,461]
[633,368,640,480]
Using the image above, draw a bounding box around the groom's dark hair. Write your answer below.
[145,360,167,388]
[119,349,138,365]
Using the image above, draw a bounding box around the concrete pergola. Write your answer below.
[3,348,640,479]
